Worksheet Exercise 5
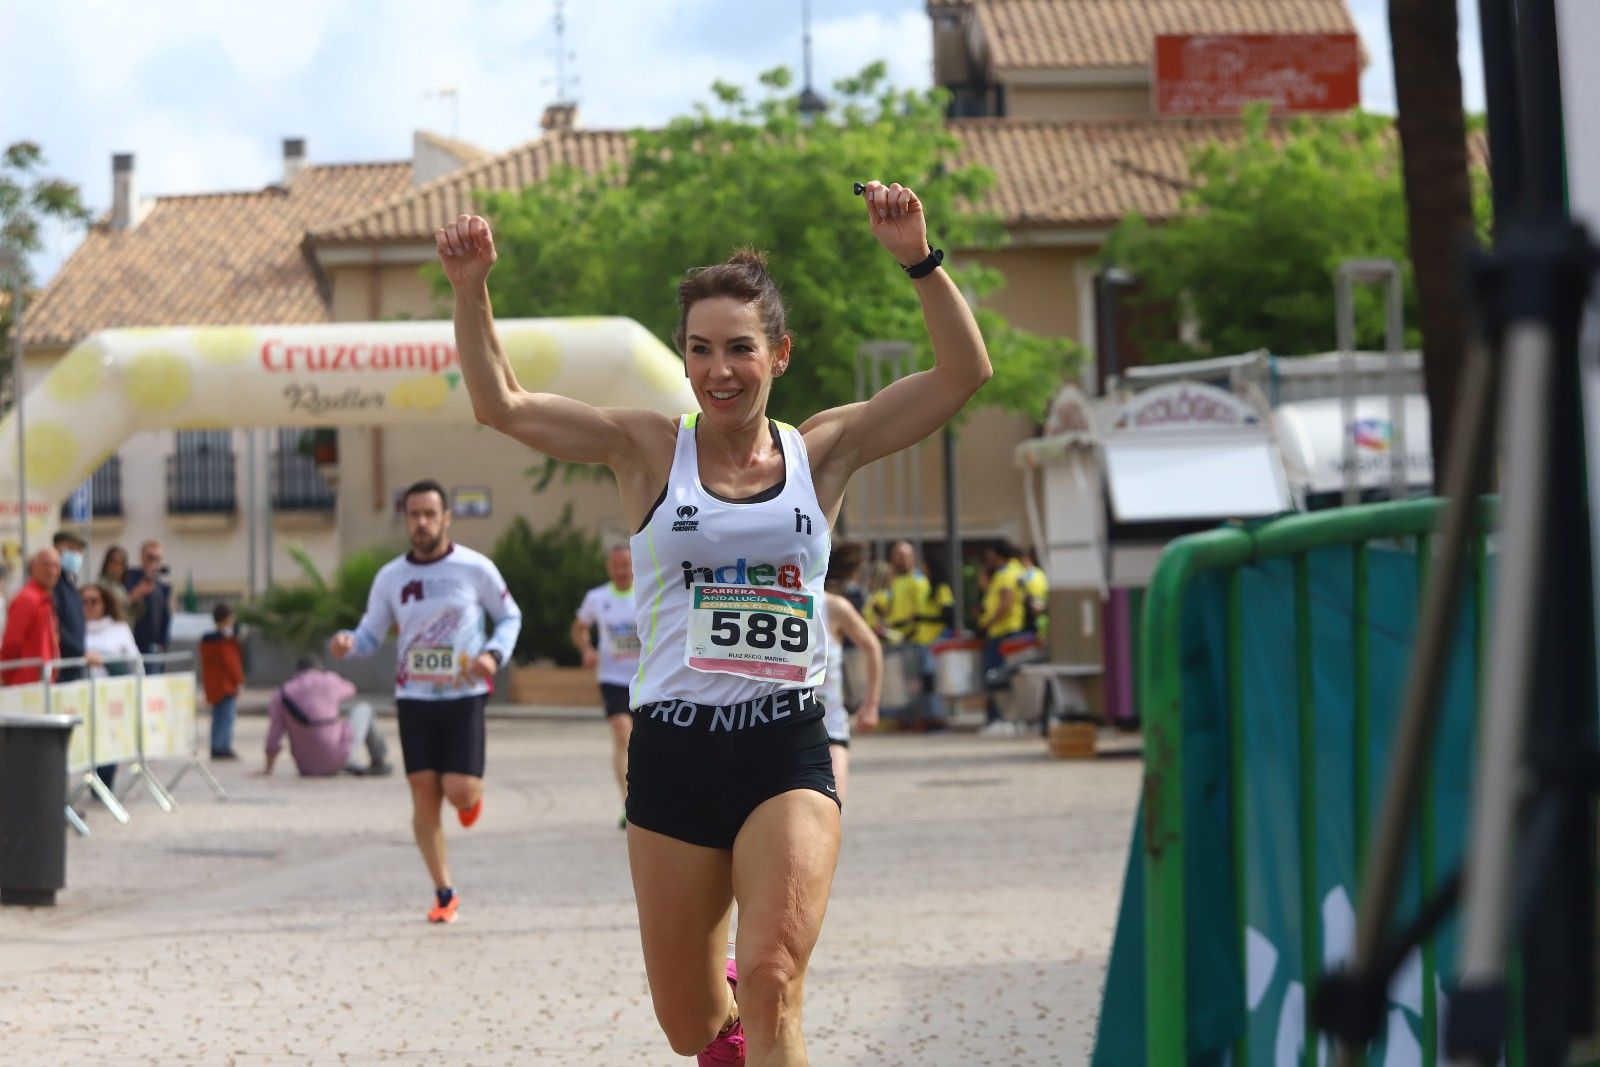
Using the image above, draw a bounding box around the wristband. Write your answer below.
[902,247,944,279]
[486,648,504,668]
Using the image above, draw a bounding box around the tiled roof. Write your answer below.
[955,114,1488,229]
[23,161,411,347]
[941,0,1357,72]
[310,130,632,244]
[953,116,1244,227]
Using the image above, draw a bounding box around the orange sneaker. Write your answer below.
[427,893,459,924]
[457,796,483,828]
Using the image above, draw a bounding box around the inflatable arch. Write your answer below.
[0,317,697,546]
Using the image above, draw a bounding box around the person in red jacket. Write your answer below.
[1,549,62,685]
[198,602,245,759]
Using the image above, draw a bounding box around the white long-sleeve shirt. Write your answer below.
[343,544,522,701]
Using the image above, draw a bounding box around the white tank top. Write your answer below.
[630,414,831,709]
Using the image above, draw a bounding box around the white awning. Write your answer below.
[1103,431,1291,523]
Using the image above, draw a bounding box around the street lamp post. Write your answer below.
[0,247,24,564]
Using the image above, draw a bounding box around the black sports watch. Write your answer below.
[485,648,504,668]
[902,247,945,279]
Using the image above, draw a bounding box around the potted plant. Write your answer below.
[296,427,339,468]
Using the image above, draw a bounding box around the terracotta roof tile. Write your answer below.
[953,116,1244,227]
[956,0,1357,72]
[23,161,411,347]
[955,115,1489,229]
[311,130,633,244]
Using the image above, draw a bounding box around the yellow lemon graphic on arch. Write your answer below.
[44,341,108,404]
[502,329,562,390]
[125,349,192,412]
[387,375,450,410]
[193,327,257,365]
[24,423,79,488]
[634,332,685,395]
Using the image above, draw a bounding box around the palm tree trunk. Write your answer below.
[1388,0,1478,476]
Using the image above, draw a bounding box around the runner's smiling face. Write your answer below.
[684,296,790,429]
[405,489,452,560]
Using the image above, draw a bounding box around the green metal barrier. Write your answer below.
[1139,497,1502,1065]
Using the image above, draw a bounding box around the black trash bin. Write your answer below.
[0,712,81,906]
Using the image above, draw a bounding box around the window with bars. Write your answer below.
[271,428,336,510]
[58,455,123,519]
[166,430,236,514]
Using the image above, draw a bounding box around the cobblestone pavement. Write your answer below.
[0,713,1141,1066]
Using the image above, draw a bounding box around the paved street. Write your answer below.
[0,712,1141,1066]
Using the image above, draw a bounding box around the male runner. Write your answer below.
[570,544,639,828]
[330,478,522,923]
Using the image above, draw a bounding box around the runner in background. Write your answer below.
[330,479,522,924]
[571,544,640,829]
[820,591,880,804]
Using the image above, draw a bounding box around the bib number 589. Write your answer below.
[708,610,809,652]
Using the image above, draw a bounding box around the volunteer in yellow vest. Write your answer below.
[976,542,1027,733]
[862,560,896,640]
[1021,547,1049,642]
[887,540,945,729]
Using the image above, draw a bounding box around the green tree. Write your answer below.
[1,141,93,403]
[470,64,1078,435]
[1103,107,1489,366]
[490,506,605,666]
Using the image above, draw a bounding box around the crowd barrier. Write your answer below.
[0,651,225,835]
[1093,498,1511,1066]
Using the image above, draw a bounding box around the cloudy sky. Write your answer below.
[4,0,1483,281]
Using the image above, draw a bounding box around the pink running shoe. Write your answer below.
[697,959,745,1065]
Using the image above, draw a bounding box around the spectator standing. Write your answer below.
[976,542,1027,735]
[125,540,172,667]
[264,657,392,778]
[1,549,61,685]
[199,602,244,760]
[52,531,90,683]
[1021,547,1049,641]
[97,544,132,623]
[80,576,135,790]
[82,585,139,676]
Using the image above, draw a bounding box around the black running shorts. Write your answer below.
[599,683,632,718]
[396,694,487,777]
[625,690,839,849]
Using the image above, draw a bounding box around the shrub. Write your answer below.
[491,506,605,666]
[238,544,394,650]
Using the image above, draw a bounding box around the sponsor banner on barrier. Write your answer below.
[48,680,93,774]
[140,676,174,759]
[93,676,139,766]
[0,682,46,717]
[143,674,197,759]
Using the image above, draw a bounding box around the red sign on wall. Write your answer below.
[1154,33,1362,117]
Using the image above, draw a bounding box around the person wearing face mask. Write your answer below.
[52,531,91,683]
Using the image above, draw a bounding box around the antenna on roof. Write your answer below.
[550,0,579,105]
[425,86,460,139]
[798,0,827,123]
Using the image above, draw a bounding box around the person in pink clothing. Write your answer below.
[263,657,393,777]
